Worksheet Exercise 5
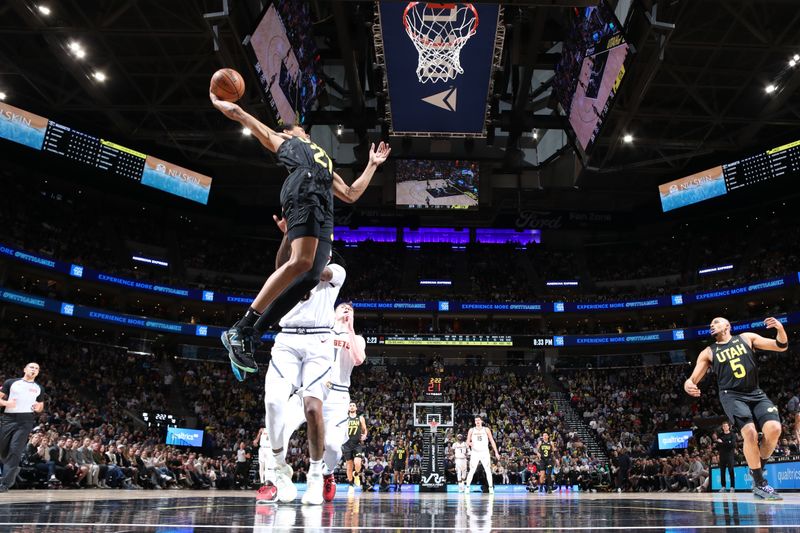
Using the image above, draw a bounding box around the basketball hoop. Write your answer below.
[428,420,440,433]
[403,2,479,83]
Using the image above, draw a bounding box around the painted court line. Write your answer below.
[1,523,800,531]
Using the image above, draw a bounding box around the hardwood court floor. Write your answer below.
[1,487,799,531]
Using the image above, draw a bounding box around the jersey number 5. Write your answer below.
[729,357,747,378]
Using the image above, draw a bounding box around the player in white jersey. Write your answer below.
[253,427,274,493]
[257,215,346,505]
[282,301,366,501]
[452,433,469,492]
[464,416,500,494]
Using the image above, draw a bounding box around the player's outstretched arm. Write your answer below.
[332,142,391,203]
[209,91,289,153]
[741,317,789,352]
[684,347,712,397]
[466,428,474,449]
[359,415,368,441]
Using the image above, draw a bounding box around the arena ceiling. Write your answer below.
[1,0,799,210]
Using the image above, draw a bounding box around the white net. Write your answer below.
[403,2,478,83]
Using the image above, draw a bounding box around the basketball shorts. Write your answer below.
[469,452,491,470]
[393,461,406,472]
[455,459,467,477]
[341,440,363,461]
[324,392,350,453]
[280,168,334,243]
[719,389,780,430]
[266,332,334,402]
[539,460,554,475]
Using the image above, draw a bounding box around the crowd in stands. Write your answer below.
[2,322,799,493]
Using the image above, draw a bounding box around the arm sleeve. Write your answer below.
[328,264,346,287]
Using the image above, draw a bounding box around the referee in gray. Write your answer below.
[0,362,45,492]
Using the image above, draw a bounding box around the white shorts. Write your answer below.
[455,459,468,477]
[282,389,351,450]
[266,332,334,402]
[469,452,492,470]
[324,391,351,450]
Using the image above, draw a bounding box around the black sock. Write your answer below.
[751,467,765,485]
[236,307,262,328]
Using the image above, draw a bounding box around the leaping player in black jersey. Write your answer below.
[684,316,788,500]
[210,92,390,375]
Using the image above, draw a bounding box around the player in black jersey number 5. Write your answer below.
[210,92,390,374]
[684,316,788,500]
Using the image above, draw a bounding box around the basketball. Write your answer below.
[210,68,245,102]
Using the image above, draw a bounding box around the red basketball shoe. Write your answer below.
[323,474,336,502]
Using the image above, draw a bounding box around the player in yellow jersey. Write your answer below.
[341,402,367,488]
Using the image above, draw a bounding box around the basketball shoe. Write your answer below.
[221,326,258,373]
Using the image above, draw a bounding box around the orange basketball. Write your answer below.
[210,68,245,102]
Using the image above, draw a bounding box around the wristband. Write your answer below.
[776,340,788,349]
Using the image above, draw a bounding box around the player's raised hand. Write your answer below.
[369,141,391,166]
[272,214,287,234]
[209,90,242,120]
[684,379,701,397]
[764,317,784,331]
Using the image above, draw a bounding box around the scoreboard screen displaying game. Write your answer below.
[395,159,479,210]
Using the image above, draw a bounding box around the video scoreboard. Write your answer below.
[0,101,211,204]
[659,138,800,212]
[42,122,147,182]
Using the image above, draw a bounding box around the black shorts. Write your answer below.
[341,442,363,461]
[393,462,405,472]
[719,389,780,430]
[280,168,334,243]
[539,461,554,474]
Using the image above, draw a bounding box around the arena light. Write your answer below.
[765,84,776,94]
[419,280,452,286]
[546,280,579,287]
[795,54,800,61]
[68,41,87,59]
[132,255,169,267]
[532,129,538,140]
[336,124,343,136]
[698,264,733,275]
[790,59,797,68]
[93,71,106,82]
[0,91,6,101]
[37,5,51,15]
[241,127,252,136]
[622,133,633,143]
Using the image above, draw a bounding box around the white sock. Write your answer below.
[309,459,323,477]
